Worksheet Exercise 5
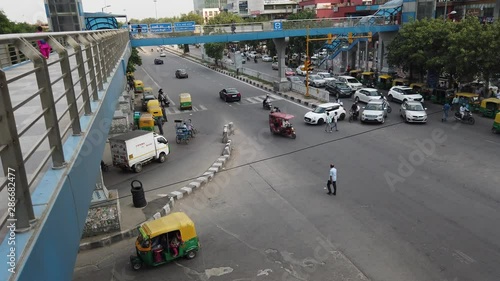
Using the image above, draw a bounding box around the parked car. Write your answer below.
[361,100,389,124]
[296,65,313,76]
[353,88,384,103]
[337,75,363,91]
[317,72,337,83]
[287,76,301,83]
[304,102,346,125]
[305,75,326,88]
[400,100,428,123]
[388,86,423,103]
[219,88,241,102]
[262,55,273,62]
[175,69,188,79]
[160,53,166,57]
[272,62,279,70]
[326,81,353,98]
[154,58,164,65]
[285,68,295,77]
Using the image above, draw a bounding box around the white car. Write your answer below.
[296,65,311,76]
[262,55,273,62]
[337,75,363,91]
[388,86,424,103]
[317,72,336,83]
[305,75,326,88]
[248,51,261,58]
[353,88,384,103]
[271,62,278,70]
[304,103,346,125]
[361,100,389,124]
[400,101,427,123]
[160,53,166,57]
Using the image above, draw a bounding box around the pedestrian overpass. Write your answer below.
[0,15,400,281]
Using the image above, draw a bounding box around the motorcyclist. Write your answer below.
[459,104,466,119]
[263,94,270,108]
[254,56,257,63]
[158,89,169,107]
[350,102,360,118]
[271,106,280,113]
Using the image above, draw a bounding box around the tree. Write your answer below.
[0,10,36,34]
[284,9,316,58]
[204,42,225,66]
[127,47,142,73]
[208,11,244,25]
[180,12,204,25]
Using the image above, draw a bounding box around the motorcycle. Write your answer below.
[348,110,359,122]
[263,100,272,110]
[454,111,475,125]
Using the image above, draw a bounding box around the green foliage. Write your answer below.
[180,12,204,25]
[208,12,244,25]
[286,9,316,21]
[204,42,225,64]
[388,17,500,83]
[127,47,142,73]
[284,9,316,56]
[0,10,36,34]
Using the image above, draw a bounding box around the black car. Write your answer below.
[219,88,241,102]
[326,81,353,98]
[154,58,164,65]
[175,69,188,78]
[142,93,156,111]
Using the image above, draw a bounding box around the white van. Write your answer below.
[337,75,363,91]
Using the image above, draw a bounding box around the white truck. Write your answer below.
[109,130,169,173]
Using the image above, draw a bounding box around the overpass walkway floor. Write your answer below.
[78,50,327,251]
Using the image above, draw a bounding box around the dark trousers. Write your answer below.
[327,180,337,195]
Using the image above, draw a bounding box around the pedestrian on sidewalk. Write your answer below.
[451,95,459,111]
[325,112,332,132]
[442,102,450,122]
[331,112,339,131]
[326,164,337,196]
[231,21,236,34]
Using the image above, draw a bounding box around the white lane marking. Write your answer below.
[199,104,207,110]
[172,55,312,111]
[452,250,475,265]
[485,139,500,146]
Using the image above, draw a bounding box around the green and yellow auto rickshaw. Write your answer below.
[492,112,500,133]
[410,83,432,100]
[393,78,409,87]
[430,88,455,105]
[455,92,480,112]
[179,93,192,110]
[478,98,500,118]
[377,74,392,90]
[138,113,155,131]
[130,212,200,270]
[361,72,375,86]
[134,80,144,93]
[349,69,363,79]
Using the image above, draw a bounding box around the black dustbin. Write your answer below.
[131,180,147,208]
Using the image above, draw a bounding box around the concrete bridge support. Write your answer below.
[272,37,290,91]
[376,31,398,74]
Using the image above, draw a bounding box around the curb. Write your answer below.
[79,135,234,251]
[163,48,321,110]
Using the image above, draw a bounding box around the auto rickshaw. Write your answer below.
[478,98,500,118]
[349,69,362,79]
[130,212,200,270]
[393,78,409,87]
[143,87,154,95]
[134,80,144,93]
[269,112,296,139]
[147,100,164,122]
[179,93,192,110]
[492,112,500,133]
[138,113,155,131]
[430,88,455,105]
[377,75,392,90]
[361,72,375,86]
[455,92,480,112]
[410,83,432,100]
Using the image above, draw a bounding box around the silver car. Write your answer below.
[361,100,389,124]
[305,75,326,88]
[400,101,428,123]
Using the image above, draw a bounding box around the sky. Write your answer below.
[2,0,195,24]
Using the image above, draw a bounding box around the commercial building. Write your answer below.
[227,0,299,19]
[44,0,86,31]
[194,0,229,13]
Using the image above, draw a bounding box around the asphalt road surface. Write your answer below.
[75,49,500,281]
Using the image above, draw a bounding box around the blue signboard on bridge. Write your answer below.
[174,21,195,32]
[273,21,283,31]
[150,23,173,33]
[131,24,148,33]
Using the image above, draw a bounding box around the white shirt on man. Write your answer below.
[329,167,337,182]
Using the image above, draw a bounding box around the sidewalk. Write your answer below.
[79,49,326,251]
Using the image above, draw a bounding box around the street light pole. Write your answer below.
[443,0,448,20]
[154,0,158,20]
[101,5,111,12]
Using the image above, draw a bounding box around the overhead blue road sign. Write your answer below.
[174,21,195,32]
[150,23,173,33]
[131,24,148,33]
[273,21,283,30]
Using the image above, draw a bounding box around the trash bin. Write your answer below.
[131,180,147,208]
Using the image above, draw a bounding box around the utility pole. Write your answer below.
[154,0,158,20]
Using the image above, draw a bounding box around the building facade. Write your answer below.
[194,0,229,13]
[201,8,222,23]
[227,0,299,19]
[44,0,86,31]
